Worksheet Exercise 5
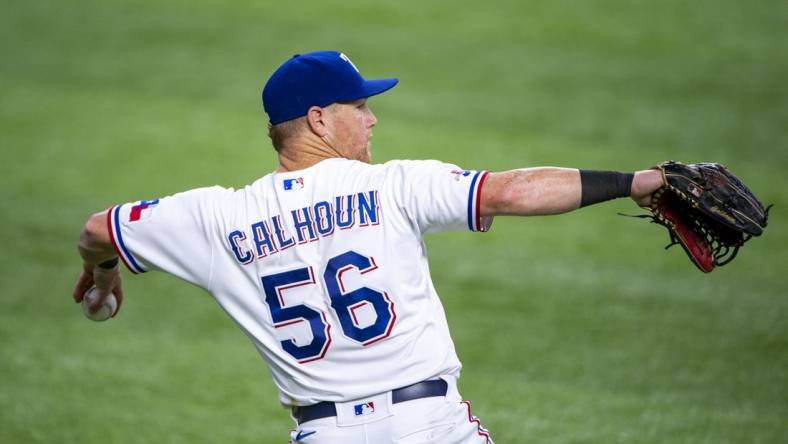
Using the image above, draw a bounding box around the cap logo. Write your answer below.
[339,53,360,73]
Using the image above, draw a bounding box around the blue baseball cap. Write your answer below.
[262,51,399,125]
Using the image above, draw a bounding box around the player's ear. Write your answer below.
[306,105,329,137]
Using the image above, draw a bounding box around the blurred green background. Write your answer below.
[1,0,786,442]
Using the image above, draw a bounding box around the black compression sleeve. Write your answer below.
[579,170,634,207]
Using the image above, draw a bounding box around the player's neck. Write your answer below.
[276,134,343,172]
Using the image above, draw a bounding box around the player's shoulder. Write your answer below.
[169,184,237,203]
[157,185,251,219]
[382,159,459,170]
[307,158,391,183]
[313,158,460,185]
[311,157,454,170]
[376,159,465,182]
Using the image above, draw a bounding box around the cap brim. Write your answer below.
[340,78,399,102]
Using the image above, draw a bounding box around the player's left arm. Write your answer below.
[479,167,663,217]
[73,211,124,314]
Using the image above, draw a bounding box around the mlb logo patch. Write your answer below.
[283,178,304,191]
[353,401,375,416]
[129,199,159,222]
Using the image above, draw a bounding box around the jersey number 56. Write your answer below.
[260,250,396,363]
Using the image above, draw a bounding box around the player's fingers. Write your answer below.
[89,265,121,311]
[93,264,118,289]
[112,281,124,317]
[72,272,94,303]
[88,287,111,312]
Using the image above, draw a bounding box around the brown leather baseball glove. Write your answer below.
[646,161,770,272]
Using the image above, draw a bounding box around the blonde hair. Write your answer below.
[267,116,307,152]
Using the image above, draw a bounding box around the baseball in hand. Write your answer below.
[81,286,118,322]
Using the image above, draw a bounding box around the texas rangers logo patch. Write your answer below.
[283,178,304,191]
[353,401,375,416]
[450,169,472,181]
[129,199,159,222]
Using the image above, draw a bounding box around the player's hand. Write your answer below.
[630,169,664,207]
[72,262,124,317]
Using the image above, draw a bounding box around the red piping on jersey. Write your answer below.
[475,172,490,232]
[106,206,137,274]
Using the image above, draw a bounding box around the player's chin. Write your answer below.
[355,144,372,163]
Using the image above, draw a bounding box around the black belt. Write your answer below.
[292,379,448,425]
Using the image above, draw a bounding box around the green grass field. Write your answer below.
[2,0,787,442]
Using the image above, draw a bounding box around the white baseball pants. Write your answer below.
[287,377,494,444]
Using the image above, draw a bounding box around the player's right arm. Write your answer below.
[72,186,225,315]
[73,211,124,314]
[479,167,663,217]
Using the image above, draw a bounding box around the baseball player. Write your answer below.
[73,50,664,443]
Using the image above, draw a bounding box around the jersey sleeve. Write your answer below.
[385,160,493,234]
[106,186,225,289]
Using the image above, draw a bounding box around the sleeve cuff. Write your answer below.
[106,205,148,274]
[467,171,493,232]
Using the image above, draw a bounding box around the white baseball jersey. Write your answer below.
[107,158,492,406]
